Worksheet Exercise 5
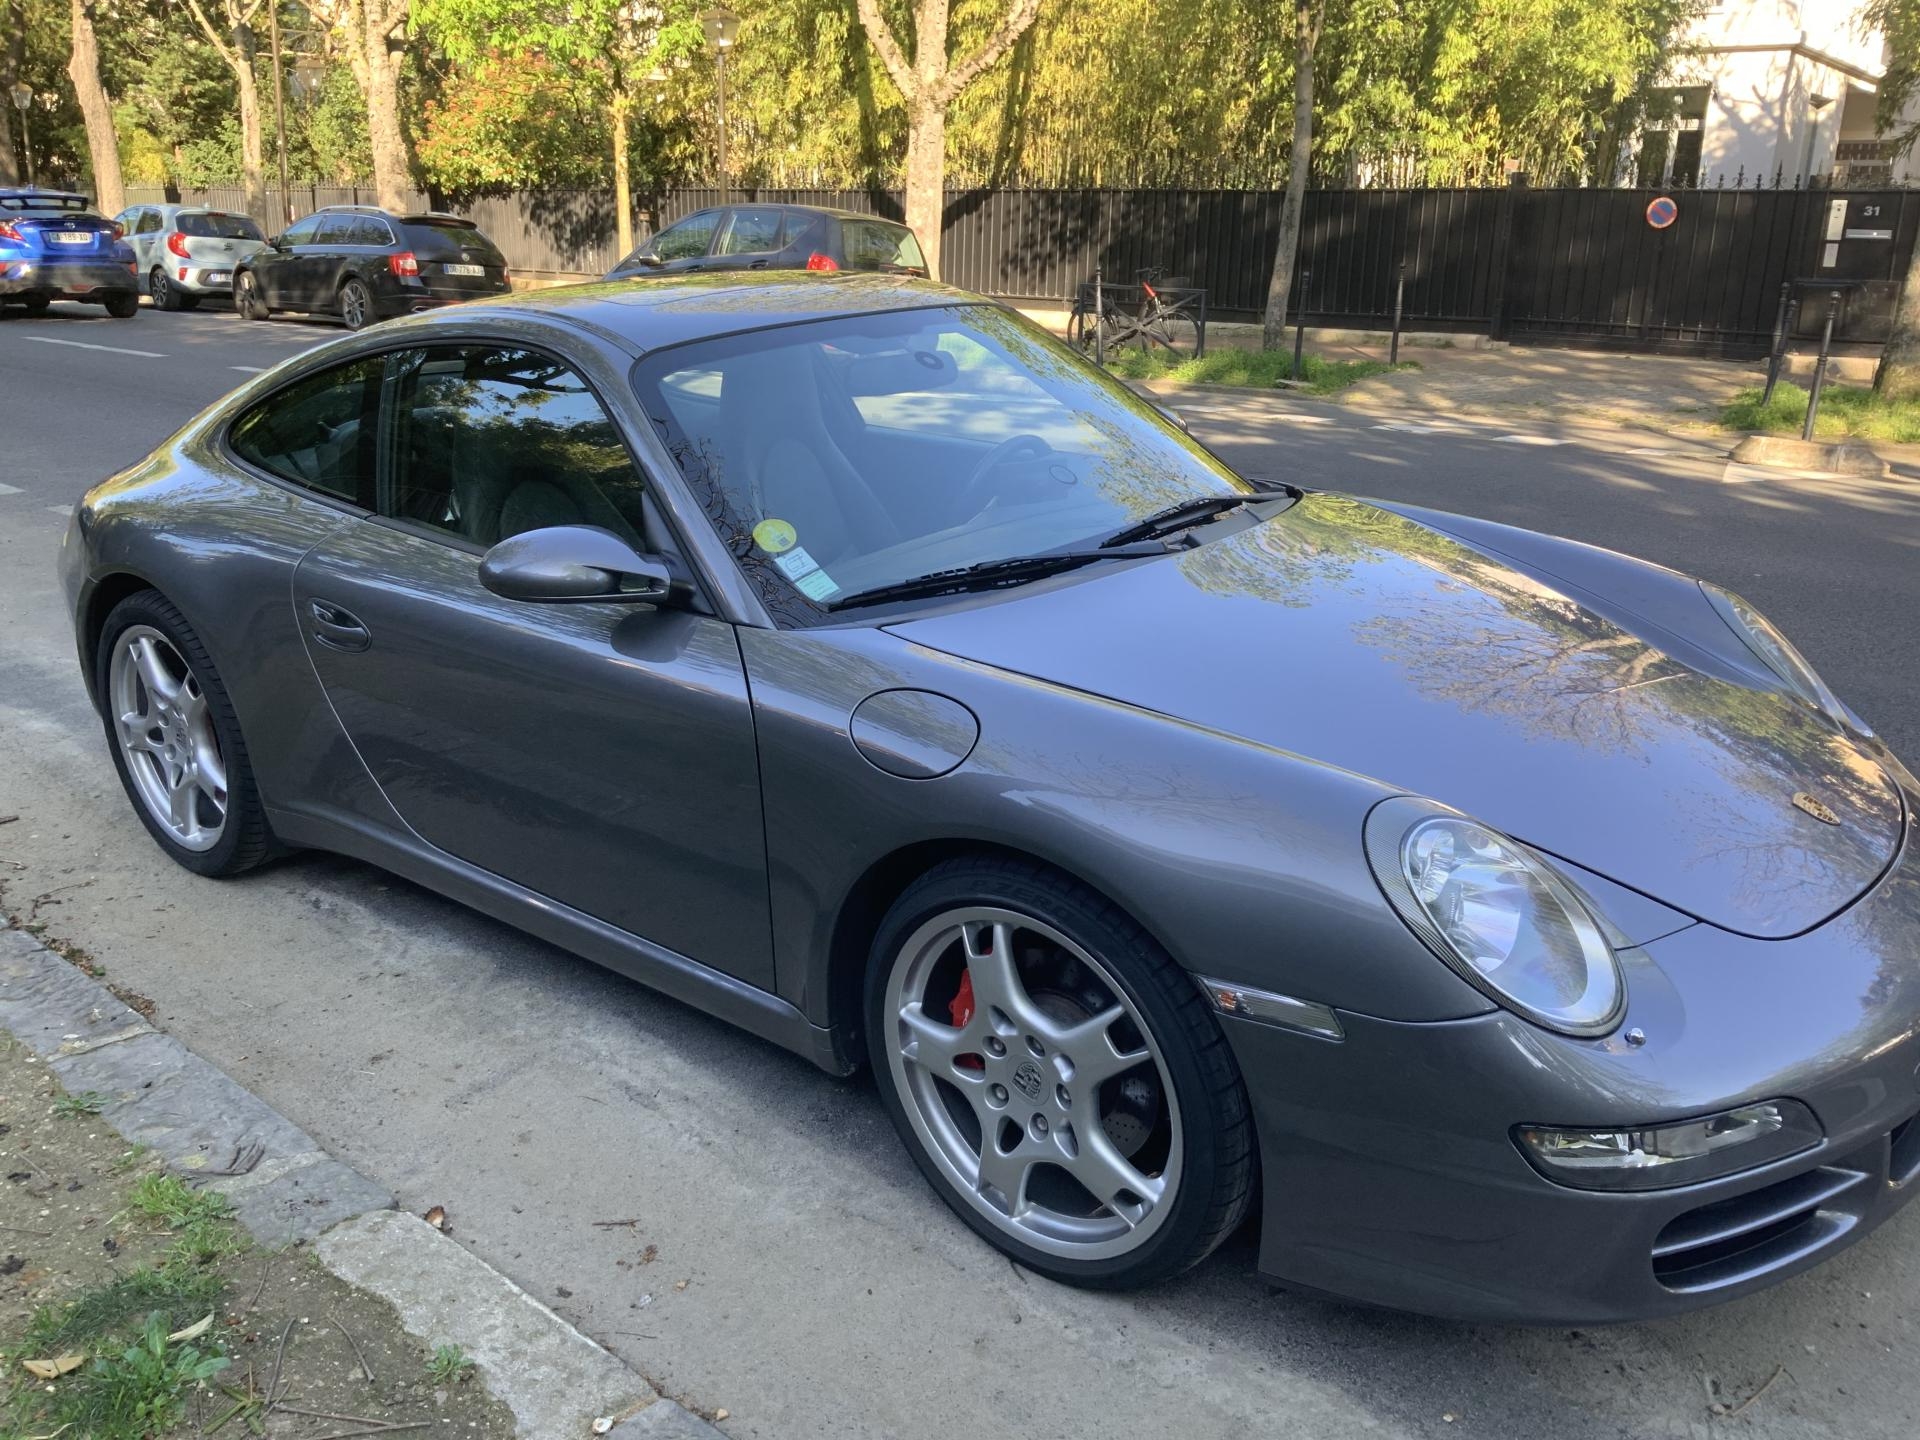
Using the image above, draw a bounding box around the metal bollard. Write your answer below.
[1293,269,1311,379]
[1760,282,1792,407]
[1093,265,1105,369]
[1390,261,1407,367]
[1802,289,1840,442]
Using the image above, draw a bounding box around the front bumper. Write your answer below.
[1,260,138,298]
[1233,789,1920,1324]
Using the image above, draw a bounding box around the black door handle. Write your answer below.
[309,599,371,652]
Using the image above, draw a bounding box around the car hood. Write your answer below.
[888,492,1904,939]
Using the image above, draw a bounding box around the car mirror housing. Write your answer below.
[479,525,673,604]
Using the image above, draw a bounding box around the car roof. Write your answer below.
[389,271,977,355]
[696,202,910,226]
[311,205,476,226]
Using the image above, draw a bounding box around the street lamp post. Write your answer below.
[9,83,32,188]
[700,6,738,195]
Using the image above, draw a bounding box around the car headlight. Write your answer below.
[1515,1100,1823,1191]
[1365,798,1623,1037]
[1701,582,1864,732]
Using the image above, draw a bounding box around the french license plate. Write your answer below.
[204,271,230,285]
[444,263,485,276]
[48,231,92,245]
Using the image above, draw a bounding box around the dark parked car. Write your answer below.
[606,204,927,281]
[233,205,510,330]
[62,272,1920,1325]
[0,187,139,318]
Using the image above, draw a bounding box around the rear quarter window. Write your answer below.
[178,212,264,240]
[227,358,384,506]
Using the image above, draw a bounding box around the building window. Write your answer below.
[1639,86,1710,186]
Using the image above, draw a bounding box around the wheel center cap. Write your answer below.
[1010,1059,1044,1104]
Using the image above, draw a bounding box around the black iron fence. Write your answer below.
[125,179,1918,356]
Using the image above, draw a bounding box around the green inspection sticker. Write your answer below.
[752,518,798,554]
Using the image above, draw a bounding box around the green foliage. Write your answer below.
[418,53,610,190]
[426,1343,475,1383]
[1863,0,1919,156]
[51,1089,109,1117]
[1101,346,1412,394]
[1722,383,1920,444]
[124,1172,245,1265]
[23,1267,226,1356]
[49,1312,229,1440]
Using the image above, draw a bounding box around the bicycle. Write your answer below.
[1068,267,1205,359]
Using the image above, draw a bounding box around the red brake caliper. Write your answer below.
[950,969,984,1069]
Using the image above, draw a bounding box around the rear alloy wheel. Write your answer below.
[148,266,183,312]
[338,278,373,331]
[104,292,139,319]
[235,271,268,321]
[96,591,276,877]
[867,858,1255,1288]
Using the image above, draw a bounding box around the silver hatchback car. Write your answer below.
[113,203,269,311]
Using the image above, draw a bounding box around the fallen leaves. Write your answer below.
[20,1354,85,1379]
[423,1205,449,1232]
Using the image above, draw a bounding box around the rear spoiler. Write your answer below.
[399,212,478,227]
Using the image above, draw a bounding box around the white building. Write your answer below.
[1643,0,1919,186]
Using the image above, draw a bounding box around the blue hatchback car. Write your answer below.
[0,188,140,317]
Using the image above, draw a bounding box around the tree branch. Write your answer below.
[853,0,916,103]
[936,0,1039,106]
[182,0,239,65]
[377,0,410,37]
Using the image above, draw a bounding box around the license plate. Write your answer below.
[444,263,485,276]
[204,271,230,285]
[48,231,92,245]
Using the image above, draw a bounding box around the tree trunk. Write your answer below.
[1261,0,1321,352]
[0,4,21,187]
[67,0,124,214]
[1876,234,1920,401]
[234,22,266,214]
[611,84,633,257]
[904,100,946,279]
[362,22,410,210]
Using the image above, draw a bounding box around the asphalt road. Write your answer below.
[3,299,1919,1440]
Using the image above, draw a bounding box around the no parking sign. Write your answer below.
[1646,195,1678,230]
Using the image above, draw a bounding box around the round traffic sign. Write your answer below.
[1646,195,1678,230]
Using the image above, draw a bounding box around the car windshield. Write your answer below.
[179,211,263,240]
[630,303,1259,623]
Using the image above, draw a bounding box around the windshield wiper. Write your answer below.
[1098,494,1258,548]
[824,542,1168,612]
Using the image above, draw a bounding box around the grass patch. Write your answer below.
[1722,382,1920,443]
[123,1173,246,1265]
[52,1090,109,1118]
[1100,345,1414,395]
[427,1343,475,1384]
[46,1312,229,1440]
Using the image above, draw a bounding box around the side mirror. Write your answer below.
[479,525,673,604]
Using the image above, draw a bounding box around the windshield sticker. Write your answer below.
[772,546,821,581]
[752,518,798,554]
[793,568,840,601]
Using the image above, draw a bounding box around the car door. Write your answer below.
[289,339,774,987]
[629,210,721,275]
[705,207,787,272]
[301,214,357,310]
[255,213,319,307]
[126,206,162,272]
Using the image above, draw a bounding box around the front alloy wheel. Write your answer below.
[868,859,1254,1287]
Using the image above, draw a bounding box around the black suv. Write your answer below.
[234,206,510,330]
[605,204,927,281]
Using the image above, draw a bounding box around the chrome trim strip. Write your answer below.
[1196,975,1344,1041]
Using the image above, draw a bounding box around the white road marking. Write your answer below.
[46,504,73,515]
[21,336,166,359]
[230,365,268,373]
[1491,434,1562,446]
[0,482,20,495]
[1721,461,1845,484]
[1271,413,1336,425]
[1623,447,1677,457]
[1371,423,1449,434]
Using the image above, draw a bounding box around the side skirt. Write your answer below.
[268,804,851,1076]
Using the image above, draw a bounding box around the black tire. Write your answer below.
[338,277,374,331]
[149,266,183,312]
[180,291,201,311]
[21,294,51,315]
[104,292,139,319]
[865,855,1256,1289]
[235,270,269,321]
[1067,306,1102,357]
[1152,313,1202,358]
[95,590,278,878]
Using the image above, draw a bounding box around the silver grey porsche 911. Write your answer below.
[60,273,1920,1324]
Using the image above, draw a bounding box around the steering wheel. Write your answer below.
[959,433,1053,512]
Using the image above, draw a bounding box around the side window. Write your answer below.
[134,209,163,235]
[281,215,321,244]
[351,217,394,246]
[651,212,717,262]
[387,346,648,549]
[314,214,355,244]
[227,357,383,505]
[717,208,784,255]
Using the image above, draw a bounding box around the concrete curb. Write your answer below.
[0,925,724,1440]
[1729,432,1891,478]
